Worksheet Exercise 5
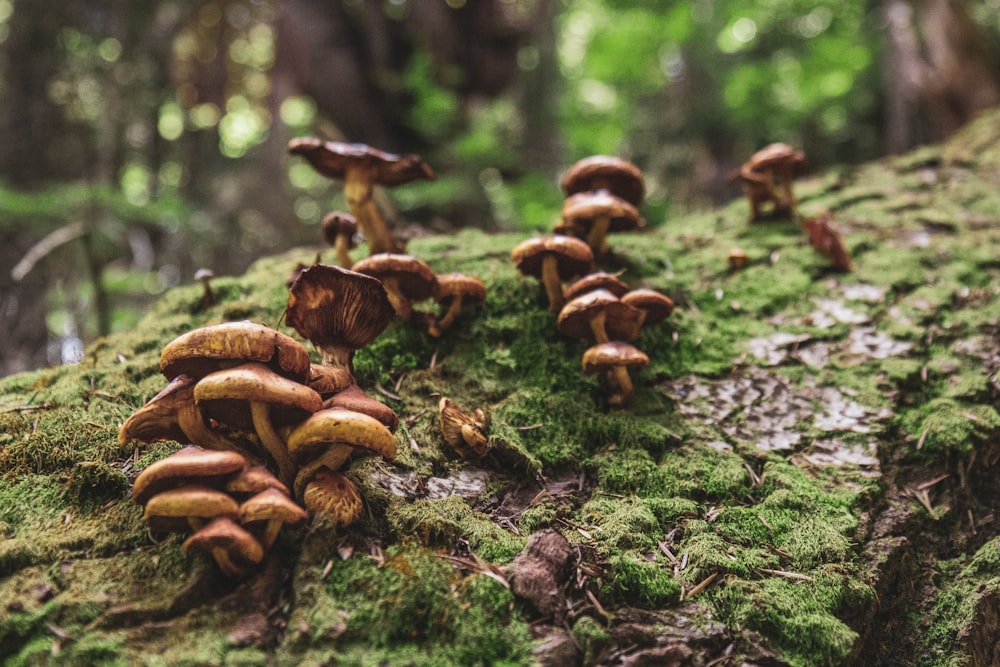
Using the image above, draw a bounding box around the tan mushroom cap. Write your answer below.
[160,321,311,383]
[118,374,196,448]
[746,142,806,171]
[225,465,290,499]
[620,288,674,326]
[561,191,644,234]
[288,138,436,188]
[301,468,364,527]
[143,484,240,534]
[582,341,650,374]
[182,516,265,578]
[286,407,397,465]
[323,384,399,434]
[285,264,396,367]
[132,445,249,506]
[239,487,308,549]
[434,273,487,305]
[352,253,438,320]
[439,397,489,460]
[563,271,630,301]
[557,289,643,343]
[561,155,645,206]
[194,362,323,421]
[511,235,594,282]
[321,211,358,246]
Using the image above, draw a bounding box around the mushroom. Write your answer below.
[238,487,308,550]
[559,191,644,256]
[306,363,356,399]
[288,138,435,255]
[511,235,594,312]
[439,397,489,460]
[321,211,358,268]
[301,468,364,528]
[352,253,438,322]
[285,264,396,373]
[733,143,806,221]
[143,484,240,534]
[620,288,674,327]
[557,288,643,344]
[131,445,249,506]
[193,362,322,487]
[194,268,215,310]
[728,247,750,271]
[183,516,265,578]
[428,272,487,337]
[160,321,311,384]
[563,271,630,302]
[561,155,646,207]
[225,465,290,501]
[582,341,650,406]
[323,384,399,434]
[285,407,397,504]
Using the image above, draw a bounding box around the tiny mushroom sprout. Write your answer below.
[285,264,396,372]
[439,397,489,460]
[733,142,806,221]
[194,268,215,310]
[557,288,643,344]
[193,362,323,487]
[582,341,650,406]
[131,445,249,506]
[620,288,675,328]
[563,271,630,302]
[288,138,435,255]
[560,155,646,207]
[285,407,398,513]
[352,253,438,322]
[559,190,644,256]
[511,235,594,312]
[301,468,364,528]
[183,516,265,579]
[428,272,487,337]
[143,484,240,535]
[321,211,359,268]
[238,487,308,550]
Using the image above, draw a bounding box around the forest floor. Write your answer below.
[1,110,999,667]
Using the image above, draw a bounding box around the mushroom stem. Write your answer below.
[431,295,464,336]
[249,400,296,488]
[587,310,610,344]
[606,366,635,406]
[209,547,254,578]
[382,275,413,320]
[318,346,355,373]
[178,402,261,463]
[343,170,401,255]
[584,214,612,255]
[334,234,353,268]
[540,255,565,312]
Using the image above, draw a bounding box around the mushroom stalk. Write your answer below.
[431,296,464,336]
[334,234,353,268]
[588,310,610,344]
[177,403,261,464]
[584,214,612,255]
[208,548,253,578]
[606,366,635,406]
[344,170,401,255]
[317,346,355,373]
[249,400,296,488]
[540,255,565,312]
[381,276,413,320]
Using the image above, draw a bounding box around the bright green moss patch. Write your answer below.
[897,398,1000,458]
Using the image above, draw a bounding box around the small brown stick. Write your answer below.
[685,571,719,599]
[757,568,814,582]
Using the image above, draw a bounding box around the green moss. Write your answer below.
[897,398,1000,458]
[572,614,611,665]
[605,550,681,606]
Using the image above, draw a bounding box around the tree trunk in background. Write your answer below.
[882,0,1000,153]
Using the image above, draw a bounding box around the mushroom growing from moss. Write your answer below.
[301,468,364,528]
[582,341,650,406]
[321,211,358,268]
[352,253,438,322]
[194,362,322,487]
[563,271,630,302]
[559,190,644,256]
[143,485,240,534]
[288,138,435,255]
[194,268,215,310]
[428,272,486,337]
[285,264,396,373]
[557,288,643,344]
[511,235,594,312]
[439,397,489,460]
[620,288,675,328]
[561,155,646,207]
[131,445,249,506]
[733,143,806,221]
[183,516,265,579]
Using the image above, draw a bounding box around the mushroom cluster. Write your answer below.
[731,143,806,222]
[132,446,305,578]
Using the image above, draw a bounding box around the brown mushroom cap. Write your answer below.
[620,288,675,326]
[286,407,397,465]
[582,341,650,374]
[561,191,644,234]
[321,211,358,247]
[323,384,399,434]
[560,155,645,206]
[511,236,594,282]
[301,468,364,527]
[746,143,806,172]
[182,516,265,578]
[288,138,436,188]
[307,363,356,398]
[434,273,487,306]
[563,271,631,301]
[160,321,311,383]
[132,446,249,506]
[193,362,322,425]
[439,397,489,460]
[118,375,196,447]
[225,465,290,500]
[239,487,308,549]
[352,253,438,306]
[557,289,643,343]
[285,263,396,363]
[143,484,240,534]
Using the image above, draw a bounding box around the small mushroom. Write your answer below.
[511,235,594,312]
[194,362,322,487]
[288,138,435,255]
[323,384,399,434]
[428,272,486,337]
[160,321,311,384]
[194,268,215,310]
[732,143,806,221]
[225,465,290,501]
[131,445,249,506]
[183,516,265,578]
[561,155,646,207]
[582,341,650,406]
[563,271,630,302]
[439,397,489,460]
[620,288,674,327]
[557,288,643,344]
[301,468,364,528]
[238,487,308,550]
[352,253,438,322]
[559,191,644,256]
[728,247,750,271]
[285,264,396,372]
[143,484,240,534]
[321,211,358,268]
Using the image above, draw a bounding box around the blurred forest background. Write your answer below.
[2,0,1000,376]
